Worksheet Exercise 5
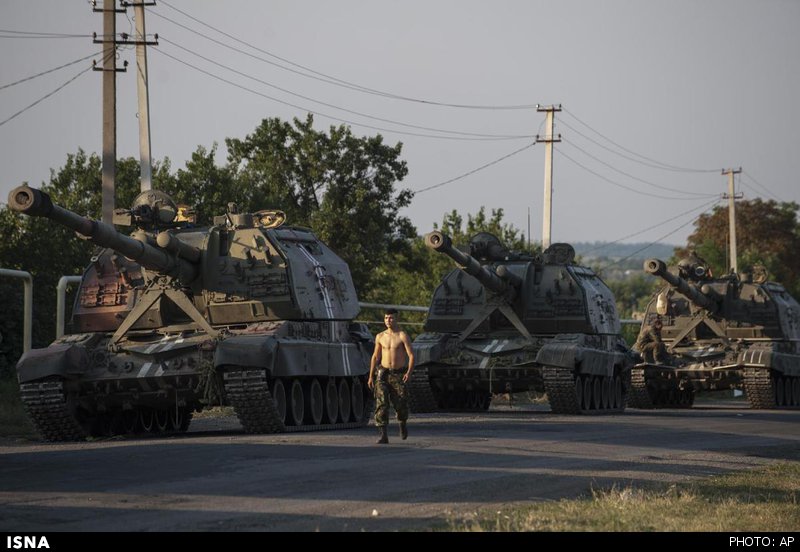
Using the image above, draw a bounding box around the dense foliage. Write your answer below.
[675,199,800,297]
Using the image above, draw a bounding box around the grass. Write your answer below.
[0,377,36,440]
[442,462,800,531]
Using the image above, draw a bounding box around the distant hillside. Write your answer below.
[572,242,677,261]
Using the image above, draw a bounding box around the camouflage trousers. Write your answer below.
[374,369,409,427]
[639,341,668,364]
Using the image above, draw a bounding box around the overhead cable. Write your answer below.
[742,171,785,203]
[0,64,94,128]
[562,109,719,173]
[0,51,98,91]
[0,29,90,39]
[582,197,721,256]
[561,139,716,198]
[596,199,721,274]
[161,38,533,140]
[557,149,718,201]
[157,1,537,110]
[153,48,528,142]
[414,142,536,194]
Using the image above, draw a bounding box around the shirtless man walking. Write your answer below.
[368,308,415,444]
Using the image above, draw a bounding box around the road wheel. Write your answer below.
[592,377,602,410]
[324,379,339,423]
[155,409,171,432]
[351,378,365,423]
[582,377,592,410]
[338,379,351,423]
[140,408,155,432]
[613,376,623,409]
[305,379,324,425]
[601,377,611,410]
[271,379,287,425]
[289,379,305,426]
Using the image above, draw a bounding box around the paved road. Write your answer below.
[1,400,798,531]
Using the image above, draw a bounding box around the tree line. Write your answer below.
[1,114,798,375]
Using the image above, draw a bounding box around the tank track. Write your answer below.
[19,381,87,442]
[407,366,440,413]
[542,367,581,414]
[224,369,371,433]
[542,366,627,414]
[20,380,196,442]
[627,367,695,408]
[744,367,775,409]
[627,368,655,409]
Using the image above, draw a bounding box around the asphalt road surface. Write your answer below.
[1,399,798,532]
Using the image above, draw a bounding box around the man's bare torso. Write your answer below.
[378,330,409,369]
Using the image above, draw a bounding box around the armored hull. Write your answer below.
[410,232,633,415]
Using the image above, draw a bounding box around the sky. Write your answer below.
[2,0,799,248]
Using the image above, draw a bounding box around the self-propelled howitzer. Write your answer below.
[410,231,633,415]
[629,256,800,409]
[9,185,374,441]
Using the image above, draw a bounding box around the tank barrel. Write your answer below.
[495,265,523,289]
[8,185,198,283]
[425,230,509,294]
[157,231,202,263]
[644,258,716,311]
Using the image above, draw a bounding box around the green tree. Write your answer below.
[0,150,145,375]
[365,207,533,311]
[675,199,800,297]
[157,145,240,225]
[605,274,660,318]
[226,115,413,293]
[436,207,530,252]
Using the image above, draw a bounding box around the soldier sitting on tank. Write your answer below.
[635,316,669,364]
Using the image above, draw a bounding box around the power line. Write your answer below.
[0,65,94,128]
[153,48,529,142]
[156,1,537,111]
[414,142,536,194]
[595,199,721,275]
[557,148,717,201]
[742,171,784,202]
[561,139,716,198]
[582,197,721,256]
[0,29,90,39]
[0,51,98,91]
[562,109,719,173]
[160,37,533,140]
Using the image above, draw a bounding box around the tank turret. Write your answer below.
[9,185,199,284]
[425,231,515,295]
[410,231,633,416]
[643,258,717,312]
[8,185,374,441]
[630,255,800,410]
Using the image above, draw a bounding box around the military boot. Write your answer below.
[399,421,408,440]
[376,426,388,444]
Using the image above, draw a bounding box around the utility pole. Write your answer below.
[122,1,158,192]
[721,167,743,274]
[536,104,561,250]
[93,0,127,224]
